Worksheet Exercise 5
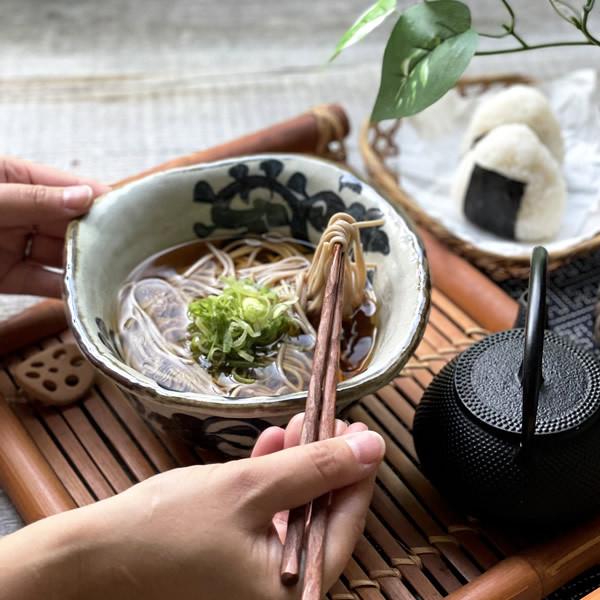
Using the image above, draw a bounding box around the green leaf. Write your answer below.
[371,0,478,121]
[331,0,397,61]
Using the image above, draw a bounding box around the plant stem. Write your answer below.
[478,0,515,39]
[475,40,592,56]
[507,28,529,48]
[478,0,529,49]
[477,0,598,55]
[582,0,600,45]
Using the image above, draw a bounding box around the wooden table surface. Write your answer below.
[0,0,598,535]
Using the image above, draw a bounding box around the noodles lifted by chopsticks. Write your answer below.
[300,213,383,318]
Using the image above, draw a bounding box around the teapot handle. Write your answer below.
[520,246,548,456]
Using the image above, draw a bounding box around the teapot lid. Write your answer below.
[454,330,600,436]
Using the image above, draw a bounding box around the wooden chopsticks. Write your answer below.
[280,243,346,599]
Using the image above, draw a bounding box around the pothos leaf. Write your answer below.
[330,0,397,61]
[371,0,478,121]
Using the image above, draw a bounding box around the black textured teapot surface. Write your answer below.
[413,247,600,525]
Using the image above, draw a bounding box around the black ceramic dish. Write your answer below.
[414,246,600,525]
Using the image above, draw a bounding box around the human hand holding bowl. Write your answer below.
[0,156,109,296]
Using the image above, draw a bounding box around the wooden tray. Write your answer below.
[1,105,599,599]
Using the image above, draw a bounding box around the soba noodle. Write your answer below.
[302,213,383,317]
[117,214,382,398]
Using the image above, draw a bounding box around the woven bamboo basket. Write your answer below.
[359,74,600,281]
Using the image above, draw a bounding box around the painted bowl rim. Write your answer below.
[64,153,430,414]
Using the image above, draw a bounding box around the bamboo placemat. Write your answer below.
[2,286,597,599]
[0,289,488,595]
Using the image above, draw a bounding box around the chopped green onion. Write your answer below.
[187,277,299,375]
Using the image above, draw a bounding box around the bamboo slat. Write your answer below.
[2,289,600,599]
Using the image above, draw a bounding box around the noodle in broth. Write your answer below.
[117,214,381,398]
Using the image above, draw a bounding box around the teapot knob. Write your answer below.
[520,246,548,456]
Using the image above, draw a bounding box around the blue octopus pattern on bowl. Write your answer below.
[153,412,274,458]
[121,391,271,458]
[192,159,390,254]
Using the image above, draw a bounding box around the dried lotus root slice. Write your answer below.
[13,343,95,406]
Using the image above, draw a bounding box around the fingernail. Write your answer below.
[344,431,385,464]
[63,185,93,209]
[334,419,346,437]
[351,422,369,433]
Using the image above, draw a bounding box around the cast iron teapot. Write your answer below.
[413,246,600,525]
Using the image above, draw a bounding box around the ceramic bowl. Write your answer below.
[64,154,430,456]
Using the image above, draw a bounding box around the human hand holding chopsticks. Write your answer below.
[251,413,379,549]
[0,413,384,600]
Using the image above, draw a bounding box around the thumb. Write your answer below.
[0,183,94,227]
[233,430,385,526]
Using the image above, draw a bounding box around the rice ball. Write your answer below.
[452,123,566,242]
[462,85,564,163]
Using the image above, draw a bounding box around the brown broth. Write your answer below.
[340,299,377,378]
[128,238,229,280]
[119,238,377,393]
